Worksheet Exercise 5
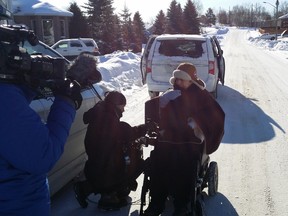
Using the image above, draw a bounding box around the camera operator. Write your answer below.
[0,78,83,216]
[0,26,86,215]
[0,78,82,216]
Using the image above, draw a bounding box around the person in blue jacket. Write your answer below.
[0,78,82,216]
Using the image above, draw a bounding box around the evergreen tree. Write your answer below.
[119,5,133,50]
[113,15,124,51]
[205,8,216,25]
[132,11,146,52]
[183,0,200,34]
[84,0,116,54]
[68,2,89,37]
[84,0,102,39]
[166,0,184,33]
[217,10,228,25]
[152,10,167,35]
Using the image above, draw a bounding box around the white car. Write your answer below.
[51,38,100,60]
[23,39,107,196]
[141,34,225,98]
[256,33,276,40]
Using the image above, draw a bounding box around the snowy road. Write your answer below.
[51,28,288,216]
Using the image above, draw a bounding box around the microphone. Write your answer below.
[66,53,102,87]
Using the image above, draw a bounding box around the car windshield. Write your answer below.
[158,40,205,58]
[23,40,63,58]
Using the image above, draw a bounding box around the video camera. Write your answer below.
[0,25,102,94]
[0,25,66,89]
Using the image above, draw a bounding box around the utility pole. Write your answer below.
[275,0,279,40]
[263,0,280,40]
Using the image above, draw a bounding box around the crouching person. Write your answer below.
[74,91,148,211]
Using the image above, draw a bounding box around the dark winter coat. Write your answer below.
[0,83,76,216]
[160,84,225,154]
[83,100,145,191]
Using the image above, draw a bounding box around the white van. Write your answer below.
[141,34,225,98]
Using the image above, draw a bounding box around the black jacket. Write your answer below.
[83,101,146,189]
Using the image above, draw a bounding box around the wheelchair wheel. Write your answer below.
[207,161,218,196]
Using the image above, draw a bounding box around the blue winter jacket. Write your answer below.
[0,83,76,216]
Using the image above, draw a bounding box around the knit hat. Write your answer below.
[104,91,126,106]
[169,63,206,90]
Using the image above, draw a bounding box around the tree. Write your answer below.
[119,5,134,51]
[205,8,216,26]
[132,11,146,52]
[84,0,117,54]
[152,10,167,35]
[166,0,184,33]
[113,15,125,51]
[183,0,200,34]
[68,2,89,37]
[217,9,228,25]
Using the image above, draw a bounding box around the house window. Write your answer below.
[42,19,54,45]
[60,20,65,39]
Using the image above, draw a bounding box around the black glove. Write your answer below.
[145,121,159,133]
[53,79,83,110]
[135,121,159,137]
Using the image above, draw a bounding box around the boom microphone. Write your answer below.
[66,53,102,87]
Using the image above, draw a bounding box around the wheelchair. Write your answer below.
[139,95,220,216]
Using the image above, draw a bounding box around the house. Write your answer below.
[257,12,288,35]
[279,13,288,29]
[12,0,73,45]
[0,0,12,23]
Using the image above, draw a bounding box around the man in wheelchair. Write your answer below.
[142,63,225,216]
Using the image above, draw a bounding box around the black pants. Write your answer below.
[148,142,200,212]
[82,147,146,196]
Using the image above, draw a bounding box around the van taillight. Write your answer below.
[209,61,215,75]
[147,60,152,73]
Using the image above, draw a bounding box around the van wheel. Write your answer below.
[149,91,159,98]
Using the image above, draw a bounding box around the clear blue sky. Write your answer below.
[48,0,275,23]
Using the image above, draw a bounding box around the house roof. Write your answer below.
[279,13,288,20]
[12,0,73,17]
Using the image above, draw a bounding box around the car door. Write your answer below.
[212,36,225,85]
[140,35,157,85]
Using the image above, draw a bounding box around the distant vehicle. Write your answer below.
[51,38,100,60]
[23,39,107,196]
[256,33,276,40]
[140,34,225,98]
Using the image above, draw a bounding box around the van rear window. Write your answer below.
[158,40,204,58]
